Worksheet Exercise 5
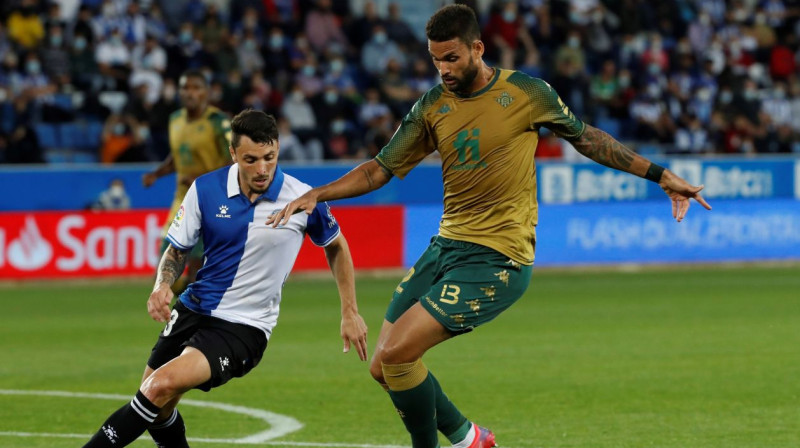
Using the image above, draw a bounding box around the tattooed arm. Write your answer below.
[147,245,189,322]
[568,124,712,221]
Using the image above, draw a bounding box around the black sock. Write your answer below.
[83,390,161,447]
[148,409,189,448]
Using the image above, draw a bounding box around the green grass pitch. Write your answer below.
[0,265,798,448]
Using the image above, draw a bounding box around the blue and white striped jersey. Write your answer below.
[166,164,340,337]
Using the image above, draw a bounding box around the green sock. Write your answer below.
[387,372,440,448]
[430,372,470,443]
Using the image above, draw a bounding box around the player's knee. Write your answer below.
[381,358,428,392]
[377,341,416,365]
[369,356,385,384]
[140,371,180,407]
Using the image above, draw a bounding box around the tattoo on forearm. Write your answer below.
[156,246,188,286]
[570,125,636,171]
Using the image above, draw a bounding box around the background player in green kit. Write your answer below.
[269,5,712,448]
[142,69,232,292]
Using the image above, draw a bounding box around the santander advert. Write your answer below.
[0,206,404,280]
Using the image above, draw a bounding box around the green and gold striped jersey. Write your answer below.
[376,69,585,265]
[164,105,231,234]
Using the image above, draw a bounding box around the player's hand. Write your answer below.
[265,190,319,227]
[341,312,368,361]
[658,170,712,222]
[147,283,174,323]
[142,172,157,188]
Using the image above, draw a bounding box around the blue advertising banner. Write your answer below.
[537,157,800,204]
[405,199,800,268]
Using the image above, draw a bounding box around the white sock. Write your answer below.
[452,423,476,448]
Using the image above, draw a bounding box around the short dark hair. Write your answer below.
[426,5,480,45]
[180,69,208,87]
[230,109,278,149]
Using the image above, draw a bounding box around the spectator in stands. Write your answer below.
[347,0,383,50]
[43,2,65,30]
[96,27,132,91]
[143,5,169,42]
[674,113,711,154]
[358,87,392,132]
[69,30,99,93]
[281,83,319,144]
[294,55,324,97]
[482,0,538,70]
[554,30,587,76]
[120,1,147,45]
[130,35,166,104]
[379,58,415,117]
[262,27,292,79]
[311,83,356,140]
[0,124,44,164]
[7,0,45,50]
[41,23,70,86]
[407,57,438,98]
[92,178,131,210]
[71,6,95,46]
[324,113,362,159]
[590,59,619,118]
[237,28,265,77]
[100,113,146,163]
[360,23,406,77]
[385,3,419,53]
[304,0,349,54]
[233,6,263,42]
[213,31,240,77]
[277,115,321,162]
[243,72,283,116]
[630,83,675,143]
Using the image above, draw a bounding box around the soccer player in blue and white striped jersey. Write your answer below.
[83,110,368,448]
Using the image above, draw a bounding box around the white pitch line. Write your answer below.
[0,389,410,448]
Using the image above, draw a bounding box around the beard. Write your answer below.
[443,57,480,95]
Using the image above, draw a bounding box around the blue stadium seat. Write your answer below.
[53,94,74,112]
[1,103,14,133]
[595,117,621,139]
[73,152,99,163]
[85,120,104,149]
[58,123,82,149]
[34,124,59,148]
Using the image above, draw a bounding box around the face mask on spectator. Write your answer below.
[502,10,516,23]
[113,123,126,135]
[618,76,630,88]
[374,32,387,44]
[26,60,41,75]
[138,126,150,140]
[111,34,123,45]
[754,14,766,25]
[244,39,257,51]
[648,63,661,75]
[102,4,115,17]
[744,88,758,101]
[697,88,711,101]
[180,30,193,44]
[325,90,338,104]
[302,65,315,76]
[74,36,87,50]
[51,34,63,47]
[330,59,344,73]
[699,14,710,26]
[269,34,283,50]
[774,88,786,100]
[647,84,660,99]
[291,91,305,102]
[719,91,733,104]
[244,16,258,30]
[331,119,346,134]
[567,36,580,48]
[163,85,176,100]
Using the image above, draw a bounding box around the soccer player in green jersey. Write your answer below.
[143,69,232,292]
[269,5,711,448]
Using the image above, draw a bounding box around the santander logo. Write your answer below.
[0,211,167,278]
[6,216,53,270]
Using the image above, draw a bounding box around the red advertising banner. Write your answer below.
[0,206,403,280]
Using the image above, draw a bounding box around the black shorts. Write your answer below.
[147,301,268,392]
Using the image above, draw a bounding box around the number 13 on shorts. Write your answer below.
[440,284,460,304]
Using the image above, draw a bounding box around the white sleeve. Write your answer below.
[165,182,201,250]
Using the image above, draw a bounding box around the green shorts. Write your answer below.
[160,236,204,259]
[386,236,533,334]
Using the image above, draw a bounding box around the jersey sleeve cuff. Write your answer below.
[166,234,192,251]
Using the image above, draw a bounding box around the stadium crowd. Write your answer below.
[1,0,799,164]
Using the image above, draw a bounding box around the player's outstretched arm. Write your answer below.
[148,245,188,322]
[568,125,711,222]
[323,234,368,361]
[142,154,176,188]
[267,159,391,227]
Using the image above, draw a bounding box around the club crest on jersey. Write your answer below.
[216,205,231,218]
[496,91,514,108]
[267,209,285,227]
[436,104,451,114]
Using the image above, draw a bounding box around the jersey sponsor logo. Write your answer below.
[495,91,514,108]
[216,205,231,218]
[436,104,451,114]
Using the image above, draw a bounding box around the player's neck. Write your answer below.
[185,105,208,121]
[467,63,495,95]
